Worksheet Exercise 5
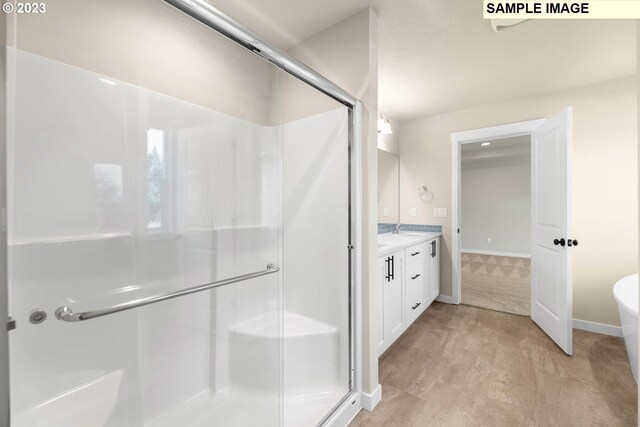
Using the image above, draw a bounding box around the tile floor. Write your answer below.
[461,252,530,316]
[350,303,637,427]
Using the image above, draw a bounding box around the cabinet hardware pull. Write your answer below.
[553,238,565,247]
[412,302,421,310]
[411,274,420,280]
[390,255,395,280]
[567,239,578,247]
[385,257,391,281]
[411,251,420,256]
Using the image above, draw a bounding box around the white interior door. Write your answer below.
[531,107,573,355]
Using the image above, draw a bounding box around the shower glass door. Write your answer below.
[281,74,352,426]
[6,1,354,426]
[8,1,282,425]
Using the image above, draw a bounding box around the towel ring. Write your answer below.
[418,185,433,202]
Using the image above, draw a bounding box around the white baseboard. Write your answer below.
[361,384,382,411]
[462,248,531,259]
[573,319,622,337]
[431,298,621,337]
[436,294,455,304]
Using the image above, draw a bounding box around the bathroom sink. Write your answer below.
[379,233,425,243]
[377,235,394,245]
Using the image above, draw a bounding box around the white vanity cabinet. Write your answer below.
[378,235,440,356]
[378,250,405,355]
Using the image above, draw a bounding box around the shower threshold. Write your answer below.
[146,388,347,427]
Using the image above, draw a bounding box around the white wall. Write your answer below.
[461,155,531,255]
[400,76,637,327]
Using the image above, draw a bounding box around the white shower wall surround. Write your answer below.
[8,49,351,426]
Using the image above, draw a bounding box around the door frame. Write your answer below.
[450,119,545,305]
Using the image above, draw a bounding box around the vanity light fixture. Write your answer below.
[481,142,491,146]
[377,113,393,135]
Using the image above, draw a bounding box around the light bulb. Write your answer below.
[381,119,392,135]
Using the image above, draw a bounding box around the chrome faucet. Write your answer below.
[392,223,402,234]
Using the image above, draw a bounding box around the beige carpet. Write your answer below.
[461,252,530,316]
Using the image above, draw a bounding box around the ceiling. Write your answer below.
[461,135,530,163]
[207,0,636,122]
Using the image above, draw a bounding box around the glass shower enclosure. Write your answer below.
[2,0,360,426]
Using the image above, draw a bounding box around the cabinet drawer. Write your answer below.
[405,258,427,284]
[405,253,429,325]
[405,242,429,263]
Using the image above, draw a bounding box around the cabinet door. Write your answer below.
[379,252,404,356]
[429,238,440,300]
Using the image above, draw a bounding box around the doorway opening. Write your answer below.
[460,136,531,316]
[451,110,574,355]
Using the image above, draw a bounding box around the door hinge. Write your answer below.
[6,317,15,331]
[347,244,354,250]
[457,228,460,233]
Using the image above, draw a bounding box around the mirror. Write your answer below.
[378,148,399,224]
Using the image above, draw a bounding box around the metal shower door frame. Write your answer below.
[0,7,9,426]
[0,14,8,427]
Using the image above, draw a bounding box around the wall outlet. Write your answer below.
[410,208,417,217]
[383,208,389,217]
[433,208,448,218]
[486,237,492,244]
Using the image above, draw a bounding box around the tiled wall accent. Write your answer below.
[377,223,395,234]
[401,224,442,233]
[377,223,443,234]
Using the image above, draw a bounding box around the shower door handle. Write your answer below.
[55,264,280,322]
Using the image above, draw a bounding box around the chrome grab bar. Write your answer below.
[55,264,279,322]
